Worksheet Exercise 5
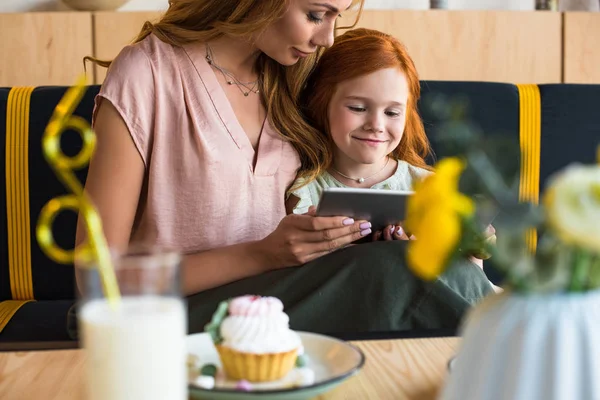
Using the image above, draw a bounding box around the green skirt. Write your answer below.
[187,241,493,335]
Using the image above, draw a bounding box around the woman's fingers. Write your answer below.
[298,220,371,243]
[309,227,372,253]
[293,212,360,232]
[310,221,372,247]
[282,212,376,256]
[301,249,335,264]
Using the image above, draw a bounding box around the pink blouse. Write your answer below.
[93,34,301,253]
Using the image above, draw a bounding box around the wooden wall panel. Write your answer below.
[0,12,93,87]
[338,10,562,84]
[563,12,600,83]
[0,10,569,87]
[93,11,164,83]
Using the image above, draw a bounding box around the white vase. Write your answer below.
[440,290,600,400]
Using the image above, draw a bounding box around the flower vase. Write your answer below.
[440,290,600,400]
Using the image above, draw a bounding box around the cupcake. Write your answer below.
[204,295,301,382]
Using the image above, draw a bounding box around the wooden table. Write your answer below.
[0,337,459,400]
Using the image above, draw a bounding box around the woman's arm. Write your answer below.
[75,101,144,255]
[77,101,369,295]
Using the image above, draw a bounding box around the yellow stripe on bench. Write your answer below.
[517,84,541,253]
[0,300,33,332]
[2,87,35,333]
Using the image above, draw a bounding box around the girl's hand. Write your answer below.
[372,225,416,241]
[260,207,372,268]
[470,224,497,271]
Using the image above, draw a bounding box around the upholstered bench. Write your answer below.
[1,82,598,342]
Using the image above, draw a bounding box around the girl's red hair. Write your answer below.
[302,28,432,176]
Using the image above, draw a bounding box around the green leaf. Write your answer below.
[569,248,593,292]
[588,255,600,290]
[204,300,230,344]
[200,364,218,377]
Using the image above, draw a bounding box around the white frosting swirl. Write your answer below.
[220,313,301,354]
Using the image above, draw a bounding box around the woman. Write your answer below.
[78,0,492,336]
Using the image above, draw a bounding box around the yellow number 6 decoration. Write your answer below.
[36,75,120,304]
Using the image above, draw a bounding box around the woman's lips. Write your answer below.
[292,48,312,58]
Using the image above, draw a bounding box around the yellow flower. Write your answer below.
[405,158,474,280]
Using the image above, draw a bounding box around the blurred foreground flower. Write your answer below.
[544,164,600,252]
[405,158,474,280]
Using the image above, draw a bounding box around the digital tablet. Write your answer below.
[316,187,413,232]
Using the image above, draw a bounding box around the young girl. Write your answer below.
[286,29,501,291]
[288,28,500,290]
[287,28,432,241]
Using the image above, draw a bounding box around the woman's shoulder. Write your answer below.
[107,34,173,77]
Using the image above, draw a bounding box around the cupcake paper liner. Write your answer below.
[216,345,298,382]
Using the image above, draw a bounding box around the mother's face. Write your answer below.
[255,0,353,66]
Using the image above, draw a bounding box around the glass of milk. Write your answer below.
[77,247,187,400]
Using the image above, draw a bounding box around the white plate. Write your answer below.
[187,331,365,400]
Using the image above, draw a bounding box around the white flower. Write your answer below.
[543,163,600,251]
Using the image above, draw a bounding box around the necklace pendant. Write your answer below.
[244,92,249,97]
[358,178,365,183]
[227,81,233,85]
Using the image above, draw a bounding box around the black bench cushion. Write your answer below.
[0,300,74,342]
[1,86,100,302]
[539,84,600,192]
[0,82,522,301]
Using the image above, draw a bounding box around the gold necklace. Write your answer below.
[330,157,390,184]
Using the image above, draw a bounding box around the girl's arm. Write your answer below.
[285,194,300,215]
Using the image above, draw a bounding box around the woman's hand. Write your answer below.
[373,224,416,241]
[259,207,372,268]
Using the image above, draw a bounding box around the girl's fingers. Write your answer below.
[383,225,395,241]
[372,230,382,241]
[394,226,410,240]
[484,224,496,237]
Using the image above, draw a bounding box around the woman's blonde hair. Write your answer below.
[87,0,364,184]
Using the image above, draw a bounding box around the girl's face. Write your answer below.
[255,0,353,66]
[327,67,410,166]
